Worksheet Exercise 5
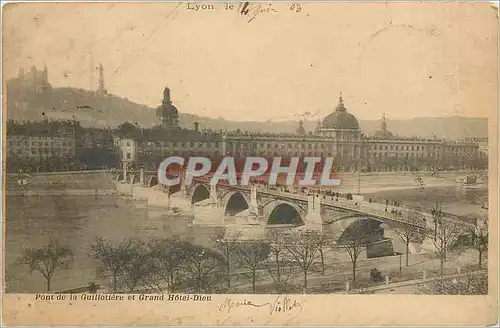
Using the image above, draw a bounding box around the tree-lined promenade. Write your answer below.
[21,214,487,295]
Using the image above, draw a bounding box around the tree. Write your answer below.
[115,239,151,292]
[393,210,425,266]
[314,232,331,276]
[469,220,488,270]
[236,240,270,293]
[145,236,187,292]
[213,230,242,288]
[88,237,144,292]
[180,244,226,293]
[20,240,73,292]
[418,270,487,295]
[335,221,372,283]
[284,230,321,293]
[433,220,463,276]
[265,229,295,293]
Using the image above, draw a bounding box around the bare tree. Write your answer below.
[265,229,295,293]
[180,244,226,293]
[469,220,488,270]
[116,239,151,292]
[418,270,488,295]
[433,220,463,276]
[88,237,144,292]
[20,239,73,292]
[393,210,425,266]
[213,230,242,288]
[284,230,321,293]
[314,232,331,276]
[335,221,372,283]
[145,236,187,292]
[236,240,270,293]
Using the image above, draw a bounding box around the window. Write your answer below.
[126,153,131,159]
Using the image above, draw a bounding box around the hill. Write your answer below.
[6,86,488,140]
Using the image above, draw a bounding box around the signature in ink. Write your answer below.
[268,294,303,316]
[217,298,270,314]
[238,2,279,23]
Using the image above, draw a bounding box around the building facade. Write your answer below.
[114,88,486,173]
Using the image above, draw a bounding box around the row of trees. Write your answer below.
[6,149,120,173]
[364,155,488,172]
[19,214,488,294]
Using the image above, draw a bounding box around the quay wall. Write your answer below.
[6,170,115,191]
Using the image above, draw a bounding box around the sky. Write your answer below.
[3,2,498,121]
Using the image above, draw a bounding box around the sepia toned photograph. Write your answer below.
[2,1,498,326]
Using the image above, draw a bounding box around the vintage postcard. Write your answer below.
[2,1,498,326]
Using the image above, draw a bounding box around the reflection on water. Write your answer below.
[5,185,488,293]
[5,194,223,293]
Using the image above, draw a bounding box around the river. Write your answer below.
[5,194,223,293]
[5,184,487,293]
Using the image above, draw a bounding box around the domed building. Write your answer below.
[114,88,483,175]
[156,87,180,132]
[316,93,361,161]
[372,113,394,139]
[317,93,360,139]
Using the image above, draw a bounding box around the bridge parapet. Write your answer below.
[144,174,475,230]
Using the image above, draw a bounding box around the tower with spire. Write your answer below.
[296,120,306,136]
[336,92,346,112]
[156,87,180,132]
[373,113,394,139]
[97,63,107,94]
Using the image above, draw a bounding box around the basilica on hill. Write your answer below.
[114,87,487,173]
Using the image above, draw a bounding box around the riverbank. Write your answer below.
[6,189,117,196]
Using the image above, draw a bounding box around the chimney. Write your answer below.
[193,122,199,132]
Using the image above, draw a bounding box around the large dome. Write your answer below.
[372,113,393,139]
[156,103,179,119]
[321,94,360,130]
[156,87,179,120]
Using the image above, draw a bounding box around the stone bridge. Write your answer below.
[117,169,475,244]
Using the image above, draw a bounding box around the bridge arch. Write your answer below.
[266,201,305,226]
[223,190,250,216]
[325,215,384,243]
[191,184,210,204]
[149,176,158,188]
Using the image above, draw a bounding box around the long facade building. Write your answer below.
[6,120,77,160]
[114,88,487,173]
